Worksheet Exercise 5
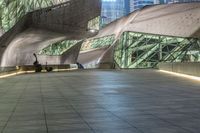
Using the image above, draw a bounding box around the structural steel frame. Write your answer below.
[39,40,80,56]
[114,31,200,68]
[81,35,115,51]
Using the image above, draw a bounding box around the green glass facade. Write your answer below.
[39,40,80,56]
[87,16,101,31]
[81,35,115,51]
[39,35,115,56]
[114,31,200,68]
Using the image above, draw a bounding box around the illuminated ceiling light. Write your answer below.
[159,70,200,81]
[88,29,98,33]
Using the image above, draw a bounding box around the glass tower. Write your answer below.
[130,0,155,12]
[101,0,129,26]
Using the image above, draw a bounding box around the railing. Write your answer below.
[158,62,200,77]
[0,67,18,76]
[0,64,78,77]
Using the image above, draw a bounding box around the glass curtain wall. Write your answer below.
[114,31,200,68]
[39,40,80,56]
[81,35,115,51]
[101,0,128,27]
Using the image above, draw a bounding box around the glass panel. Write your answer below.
[87,16,100,31]
[81,35,115,51]
[39,40,80,56]
[114,31,200,68]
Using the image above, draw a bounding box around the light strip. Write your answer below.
[0,70,41,79]
[159,70,200,81]
[0,71,26,79]
[0,73,18,78]
[0,68,78,79]
[53,68,77,72]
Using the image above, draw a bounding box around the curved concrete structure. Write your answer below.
[1,29,67,66]
[84,3,200,68]
[1,2,200,69]
[96,3,200,39]
[0,0,101,67]
[77,46,109,68]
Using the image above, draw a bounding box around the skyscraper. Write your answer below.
[101,0,129,26]
[130,0,155,12]
[125,0,131,15]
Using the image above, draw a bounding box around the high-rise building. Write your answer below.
[130,0,155,12]
[125,1,131,15]
[101,0,129,26]
[130,0,135,12]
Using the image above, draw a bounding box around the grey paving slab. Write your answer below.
[95,128,141,133]
[0,69,200,133]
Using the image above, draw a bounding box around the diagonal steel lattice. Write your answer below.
[0,0,69,31]
[114,31,200,68]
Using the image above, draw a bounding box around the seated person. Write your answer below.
[76,62,84,69]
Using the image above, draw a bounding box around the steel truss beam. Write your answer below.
[39,40,80,56]
[114,31,200,68]
[81,35,115,51]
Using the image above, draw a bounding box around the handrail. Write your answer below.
[0,67,17,73]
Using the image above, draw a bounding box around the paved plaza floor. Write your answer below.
[0,69,200,133]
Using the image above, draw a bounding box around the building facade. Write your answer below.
[130,0,157,12]
[101,0,200,26]
[101,0,129,26]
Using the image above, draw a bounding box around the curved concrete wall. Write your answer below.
[32,0,101,36]
[96,3,200,39]
[77,47,109,68]
[0,0,101,67]
[88,3,200,68]
[1,29,67,67]
[0,14,32,65]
